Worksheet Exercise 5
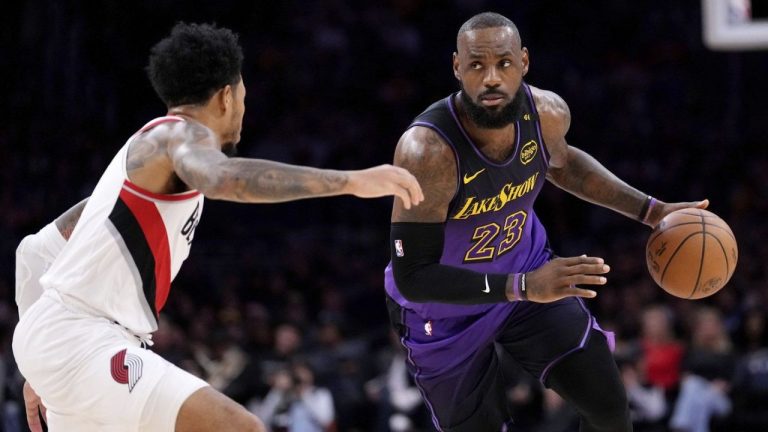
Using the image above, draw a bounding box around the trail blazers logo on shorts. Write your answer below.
[110,349,143,392]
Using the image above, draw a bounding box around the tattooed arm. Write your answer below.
[533,86,707,226]
[391,126,457,223]
[167,121,423,206]
[54,198,88,240]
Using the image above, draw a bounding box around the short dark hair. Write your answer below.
[146,22,243,108]
[457,12,520,45]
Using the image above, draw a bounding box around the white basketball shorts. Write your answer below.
[12,290,208,431]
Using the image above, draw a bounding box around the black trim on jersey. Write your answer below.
[108,197,158,319]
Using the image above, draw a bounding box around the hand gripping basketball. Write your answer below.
[523,255,609,303]
[646,208,738,299]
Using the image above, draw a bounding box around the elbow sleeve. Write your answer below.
[390,223,508,304]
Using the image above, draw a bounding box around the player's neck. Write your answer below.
[167,106,226,145]
[455,97,516,153]
[167,105,209,124]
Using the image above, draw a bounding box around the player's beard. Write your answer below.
[459,84,526,129]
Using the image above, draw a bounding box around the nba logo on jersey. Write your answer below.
[394,239,404,257]
[424,320,433,336]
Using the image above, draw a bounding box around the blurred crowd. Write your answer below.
[1,1,766,431]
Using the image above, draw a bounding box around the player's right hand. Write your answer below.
[23,380,46,432]
[523,255,609,303]
[347,164,424,209]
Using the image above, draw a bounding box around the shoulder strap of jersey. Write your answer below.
[520,83,550,163]
[137,115,186,134]
[407,95,467,157]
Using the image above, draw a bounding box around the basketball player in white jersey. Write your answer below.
[13,22,423,432]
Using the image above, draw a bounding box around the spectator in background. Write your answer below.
[365,331,429,432]
[262,324,305,379]
[729,307,768,431]
[306,318,370,430]
[193,331,249,394]
[639,305,685,395]
[669,307,736,432]
[257,361,335,432]
[618,350,668,432]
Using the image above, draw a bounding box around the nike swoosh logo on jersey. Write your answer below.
[463,168,486,184]
[482,274,490,293]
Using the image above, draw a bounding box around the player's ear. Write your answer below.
[452,52,461,81]
[224,85,233,111]
[215,85,233,114]
[521,47,530,77]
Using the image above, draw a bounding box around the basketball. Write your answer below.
[646,209,738,299]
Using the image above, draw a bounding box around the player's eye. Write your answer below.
[500,60,513,68]
[470,62,482,70]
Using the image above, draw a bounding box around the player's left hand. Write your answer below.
[23,380,47,432]
[644,199,709,228]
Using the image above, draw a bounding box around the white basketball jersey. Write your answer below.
[40,116,204,334]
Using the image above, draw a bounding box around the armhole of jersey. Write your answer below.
[407,122,461,217]
[122,116,194,197]
[523,84,551,167]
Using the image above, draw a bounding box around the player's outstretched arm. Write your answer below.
[534,87,707,227]
[169,121,423,207]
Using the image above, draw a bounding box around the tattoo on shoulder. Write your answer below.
[185,121,214,144]
[392,128,456,222]
[55,199,87,240]
[126,127,171,173]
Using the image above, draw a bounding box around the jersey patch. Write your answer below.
[520,140,538,165]
[110,349,143,392]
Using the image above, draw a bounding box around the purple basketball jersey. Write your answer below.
[385,83,553,320]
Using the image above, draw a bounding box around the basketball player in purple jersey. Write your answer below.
[385,12,707,431]
[14,23,422,432]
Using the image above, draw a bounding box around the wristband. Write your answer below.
[520,273,528,301]
[638,195,652,222]
[510,273,528,301]
[643,198,657,224]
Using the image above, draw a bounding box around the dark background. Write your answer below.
[1,1,766,431]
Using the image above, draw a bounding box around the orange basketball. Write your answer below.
[646,209,738,299]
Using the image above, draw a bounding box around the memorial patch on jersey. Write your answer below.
[520,140,538,165]
[110,348,143,392]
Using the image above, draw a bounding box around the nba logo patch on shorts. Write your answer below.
[394,239,404,257]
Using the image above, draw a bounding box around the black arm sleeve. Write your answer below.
[390,222,512,304]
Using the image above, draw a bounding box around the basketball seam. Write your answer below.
[649,221,735,244]
[674,211,718,218]
[704,231,730,277]
[660,231,701,287]
[689,214,706,299]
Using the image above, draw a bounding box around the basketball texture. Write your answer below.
[646,209,738,299]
